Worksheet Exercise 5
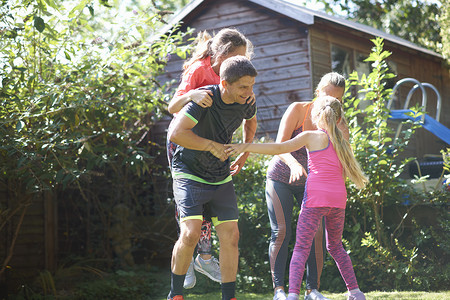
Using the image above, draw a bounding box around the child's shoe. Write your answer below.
[347,290,366,300]
[287,293,299,300]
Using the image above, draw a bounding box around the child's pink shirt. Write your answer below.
[174,57,220,98]
[303,134,347,209]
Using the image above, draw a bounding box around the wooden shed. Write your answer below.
[159,0,450,159]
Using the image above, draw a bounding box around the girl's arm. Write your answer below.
[168,89,213,114]
[169,114,228,161]
[225,131,311,156]
[167,65,215,114]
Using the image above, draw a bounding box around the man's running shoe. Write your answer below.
[183,257,196,289]
[193,254,221,283]
[274,288,287,300]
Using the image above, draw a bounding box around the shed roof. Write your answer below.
[162,0,442,59]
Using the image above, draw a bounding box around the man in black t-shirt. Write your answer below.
[167,56,258,300]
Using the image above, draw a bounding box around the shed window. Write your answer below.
[356,52,398,87]
[355,52,371,77]
[331,45,398,109]
[331,45,352,77]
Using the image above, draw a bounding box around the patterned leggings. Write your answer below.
[289,206,359,295]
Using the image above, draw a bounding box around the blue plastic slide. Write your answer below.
[389,109,450,145]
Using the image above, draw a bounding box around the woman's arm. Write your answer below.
[275,102,309,181]
[337,116,350,141]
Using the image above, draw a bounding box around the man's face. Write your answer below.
[224,75,255,104]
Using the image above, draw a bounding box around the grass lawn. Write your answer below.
[149,265,448,300]
[157,290,450,299]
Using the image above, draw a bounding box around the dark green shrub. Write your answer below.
[233,148,273,292]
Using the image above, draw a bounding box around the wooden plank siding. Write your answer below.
[309,27,332,90]
[160,0,313,140]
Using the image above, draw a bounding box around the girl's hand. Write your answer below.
[189,89,213,108]
[224,144,248,156]
[245,93,256,105]
[209,142,229,162]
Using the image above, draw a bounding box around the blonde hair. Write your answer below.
[311,96,368,189]
[182,28,254,76]
[315,72,346,98]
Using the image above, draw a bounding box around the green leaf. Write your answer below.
[68,0,89,18]
[34,16,46,32]
[43,0,59,11]
[64,51,71,61]
[16,120,25,132]
[88,5,94,17]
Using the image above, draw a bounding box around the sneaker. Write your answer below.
[305,289,330,300]
[274,289,287,300]
[183,257,196,289]
[287,293,299,300]
[168,296,184,300]
[194,254,221,283]
[347,291,366,300]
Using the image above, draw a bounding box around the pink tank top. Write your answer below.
[303,131,347,208]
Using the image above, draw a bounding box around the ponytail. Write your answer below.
[312,96,368,189]
[182,31,213,74]
[182,28,253,77]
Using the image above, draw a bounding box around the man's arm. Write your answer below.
[169,113,228,161]
[230,116,257,176]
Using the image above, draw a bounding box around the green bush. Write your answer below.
[1,0,190,288]
[339,37,449,291]
[233,148,274,292]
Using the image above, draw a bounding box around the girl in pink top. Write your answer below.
[225,96,368,300]
[166,28,255,291]
[303,133,347,209]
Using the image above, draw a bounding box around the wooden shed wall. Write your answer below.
[159,0,313,140]
[310,20,449,158]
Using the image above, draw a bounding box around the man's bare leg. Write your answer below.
[172,218,203,275]
[215,221,239,282]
